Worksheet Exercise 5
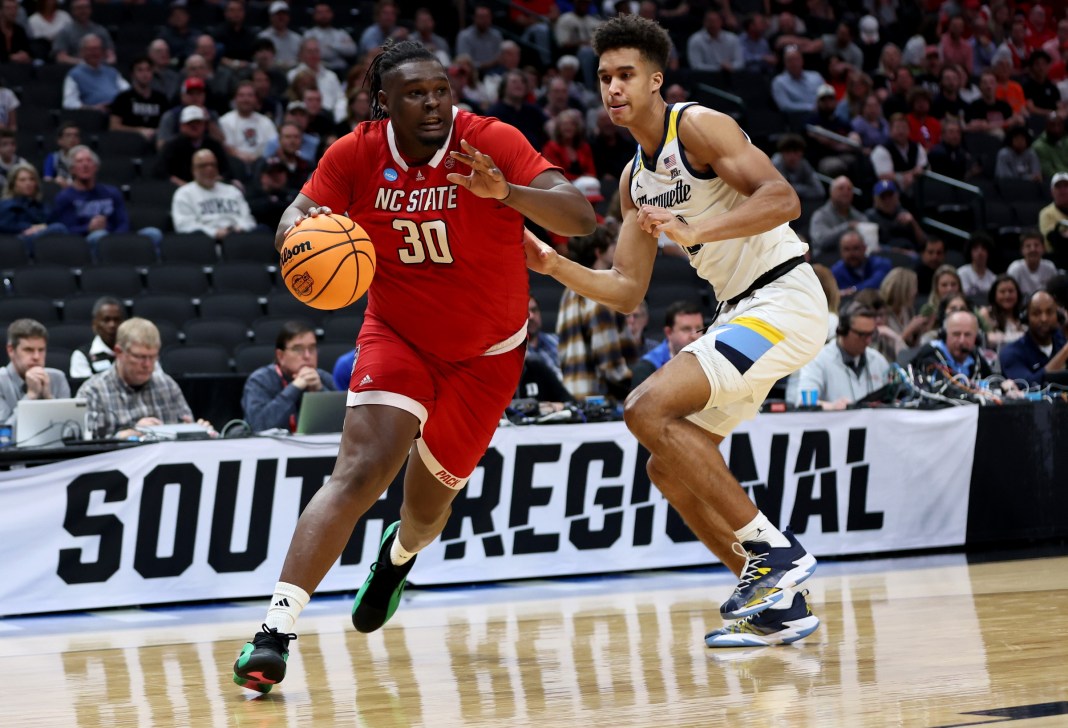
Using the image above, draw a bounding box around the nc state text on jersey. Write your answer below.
[375,185,459,213]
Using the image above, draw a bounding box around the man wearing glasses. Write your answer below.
[77,318,212,438]
[793,302,891,410]
[241,320,335,432]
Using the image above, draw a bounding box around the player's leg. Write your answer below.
[233,404,420,692]
[351,343,526,633]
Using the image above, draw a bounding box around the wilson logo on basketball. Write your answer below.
[280,240,312,267]
[290,271,314,297]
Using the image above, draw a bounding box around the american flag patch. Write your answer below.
[664,153,676,168]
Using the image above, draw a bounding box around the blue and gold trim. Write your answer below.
[713,316,784,374]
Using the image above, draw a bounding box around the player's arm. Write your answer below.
[636,107,800,248]
[524,170,657,314]
[275,193,328,252]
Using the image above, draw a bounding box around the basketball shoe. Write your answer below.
[351,520,417,633]
[719,530,817,619]
[705,590,820,647]
[232,624,297,693]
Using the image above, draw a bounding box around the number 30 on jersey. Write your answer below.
[394,219,454,264]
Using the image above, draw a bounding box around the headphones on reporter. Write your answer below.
[935,293,975,342]
[836,302,876,337]
[1019,291,1068,327]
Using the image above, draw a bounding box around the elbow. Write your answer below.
[781,183,802,222]
[574,205,598,236]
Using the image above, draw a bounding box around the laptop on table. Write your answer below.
[15,398,90,447]
[295,390,348,434]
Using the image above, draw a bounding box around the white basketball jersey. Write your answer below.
[629,102,808,302]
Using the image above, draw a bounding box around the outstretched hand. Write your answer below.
[523,227,558,276]
[446,139,510,201]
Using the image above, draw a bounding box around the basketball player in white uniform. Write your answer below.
[525,15,824,647]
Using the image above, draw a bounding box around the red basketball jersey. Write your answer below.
[302,110,555,361]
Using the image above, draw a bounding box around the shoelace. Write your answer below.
[731,542,770,589]
[254,623,298,648]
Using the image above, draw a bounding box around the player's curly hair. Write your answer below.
[365,39,442,120]
[591,15,672,72]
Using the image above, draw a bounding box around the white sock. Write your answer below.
[390,531,418,566]
[264,581,310,633]
[734,511,790,548]
[768,586,796,610]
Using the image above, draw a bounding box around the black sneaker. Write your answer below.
[706,590,820,647]
[719,530,817,619]
[232,624,297,694]
[351,520,416,633]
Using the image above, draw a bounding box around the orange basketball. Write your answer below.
[280,213,376,310]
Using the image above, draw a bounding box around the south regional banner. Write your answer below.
[0,408,977,616]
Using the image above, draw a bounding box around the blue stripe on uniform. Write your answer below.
[713,324,777,374]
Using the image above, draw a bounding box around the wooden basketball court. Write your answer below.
[4,551,1067,727]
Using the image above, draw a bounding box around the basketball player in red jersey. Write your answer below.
[232,40,596,693]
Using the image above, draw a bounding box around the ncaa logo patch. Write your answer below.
[384,168,398,182]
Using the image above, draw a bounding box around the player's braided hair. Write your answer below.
[591,15,671,72]
[365,39,442,120]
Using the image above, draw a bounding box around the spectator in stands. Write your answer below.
[687,8,742,72]
[242,320,336,433]
[1039,172,1068,270]
[940,15,973,79]
[0,319,71,426]
[794,303,890,409]
[0,79,16,131]
[304,2,358,74]
[872,43,902,101]
[341,87,371,132]
[1000,15,1033,72]
[0,0,31,64]
[78,317,213,439]
[958,233,997,298]
[1000,290,1068,384]
[260,123,311,190]
[556,54,597,109]
[865,179,926,253]
[872,113,928,197]
[51,145,161,252]
[302,87,338,149]
[772,45,825,115]
[447,54,490,114]
[69,296,123,380]
[247,156,298,227]
[919,291,979,346]
[156,76,224,151]
[1041,17,1068,68]
[0,129,26,180]
[920,262,963,319]
[589,107,635,189]
[995,126,1043,181]
[740,12,776,75]
[832,229,893,296]
[249,66,286,126]
[248,37,288,100]
[171,149,257,241]
[28,0,72,50]
[526,295,561,377]
[558,227,633,403]
[629,300,704,391]
[0,162,68,243]
[481,39,520,104]
[486,70,548,150]
[1023,49,1060,119]
[912,310,994,379]
[980,274,1025,350]
[147,38,182,102]
[771,133,824,202]
[807,83,861,176]
[906,86,940,150]
[1034,114,1068,180]
[220,81,278,172]
[931,65,968,121]
[214,0,259,72]
[457,3,504,75]
[62,34,129,112]
[258,1,302,71]
[287,38,345,124]
[51,0,114,66]
[809,175,866,257]
[109,57,167,143]
[915,236,947,297]
[966,70,1022,138]
[880,266,928,347]
[42,122,80,188]
[852,287,906,361]
[158,105,231,187]
[554,0,601,88]
[181,52,228,117]
[1028,4,1056,48]
[881,67,914,119]
[852,93,890,151]
[158,0,200,63]
[622,298,657,357]
[1008,228,1059,297]
[263,106,318,162]
[359,0,402,56]
[193,36,238,115]
[542,109,597,182]
[928,116,979,179]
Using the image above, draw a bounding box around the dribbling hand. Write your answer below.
[446,139,511,201]
[283,206,333,240]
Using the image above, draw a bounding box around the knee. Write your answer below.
[623,388,663,447]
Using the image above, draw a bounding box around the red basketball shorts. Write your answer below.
[346,314,525,488]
